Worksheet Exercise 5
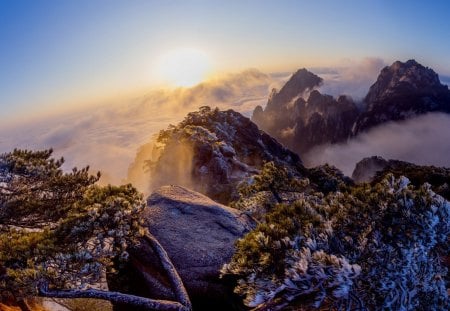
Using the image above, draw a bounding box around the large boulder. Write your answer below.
[129,185,255,309]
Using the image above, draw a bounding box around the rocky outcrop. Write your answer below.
[130,185,255,309]
[352,156,389,183]
[146,106,303,204]
[252,69,358,155]
[352,156,450,200]
[354,59,450,134]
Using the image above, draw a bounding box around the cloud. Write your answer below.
[303,112,450,176]
[315,57,386,101]
[0,69,283,188]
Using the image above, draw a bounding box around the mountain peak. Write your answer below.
[364,59,445,105]
[353,59,450,134]
[138,107,302,204]
[264,69,322,113]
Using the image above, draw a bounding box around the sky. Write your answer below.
[1,0,450,121]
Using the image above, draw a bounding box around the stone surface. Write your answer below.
[129,185,255,307]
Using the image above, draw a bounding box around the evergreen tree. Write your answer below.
[224,162,449,310]
[0,149,191,310]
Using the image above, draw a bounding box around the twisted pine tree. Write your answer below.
[0,149,191,311]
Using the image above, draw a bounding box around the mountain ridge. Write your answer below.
[251,59,450,155]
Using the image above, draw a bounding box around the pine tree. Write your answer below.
[0,149,191,310]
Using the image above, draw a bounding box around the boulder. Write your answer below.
[352,156,389,183]
[129,185,255,309]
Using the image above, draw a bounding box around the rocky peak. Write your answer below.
[264,69,322,113]
[251,70,358,155]
[364,59,446,106]
[352,156,450,200]
[146,106,303,204]
[352,156,389,183]
[354,60,450,134]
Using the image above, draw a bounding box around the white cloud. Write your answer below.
[315,57,386,101]
[303,113,450,176]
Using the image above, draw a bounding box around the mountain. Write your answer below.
[141,106,303,204]
[354,59,450,134]
[251,60,450,156]
[252,69,358,154]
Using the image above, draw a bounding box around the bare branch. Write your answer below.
[144,232,192,310]
[39,286,188,311]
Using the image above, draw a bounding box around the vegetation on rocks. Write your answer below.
[224,162,449,310]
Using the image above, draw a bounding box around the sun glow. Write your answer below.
[157,48,212,87]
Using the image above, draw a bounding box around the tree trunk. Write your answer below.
[39,232,192,311]
[39,286,187,311]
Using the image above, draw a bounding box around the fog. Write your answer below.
[303,113,450,176]
[0,69,284,186]
[316,57,386,102]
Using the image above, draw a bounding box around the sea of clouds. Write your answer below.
[1,58,449,193]
[0,69,285,186]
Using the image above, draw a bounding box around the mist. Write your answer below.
[0,69,284,187]
[4,61,448,192]
[316,57,386,101]
[303,112,450,176]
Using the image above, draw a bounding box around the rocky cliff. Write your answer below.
[144,106,303,204]
[252,69,358,154]
[354,59,450,134]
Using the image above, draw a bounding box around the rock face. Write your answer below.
[252,60,450,156]
[352,156,389,183]
[252,69,359,155]
[130,185,255,308]
[147,106,303,204]
[354,59,450,134]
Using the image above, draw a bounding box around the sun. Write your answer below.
[157,48,212,87]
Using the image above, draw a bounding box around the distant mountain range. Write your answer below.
[252,59,450,155]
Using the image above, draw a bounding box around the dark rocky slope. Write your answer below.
[354,59,450,134]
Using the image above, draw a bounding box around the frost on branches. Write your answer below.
[0,149,191,310]
[223,163,449,310]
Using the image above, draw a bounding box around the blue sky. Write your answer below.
[1,0,450,120]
